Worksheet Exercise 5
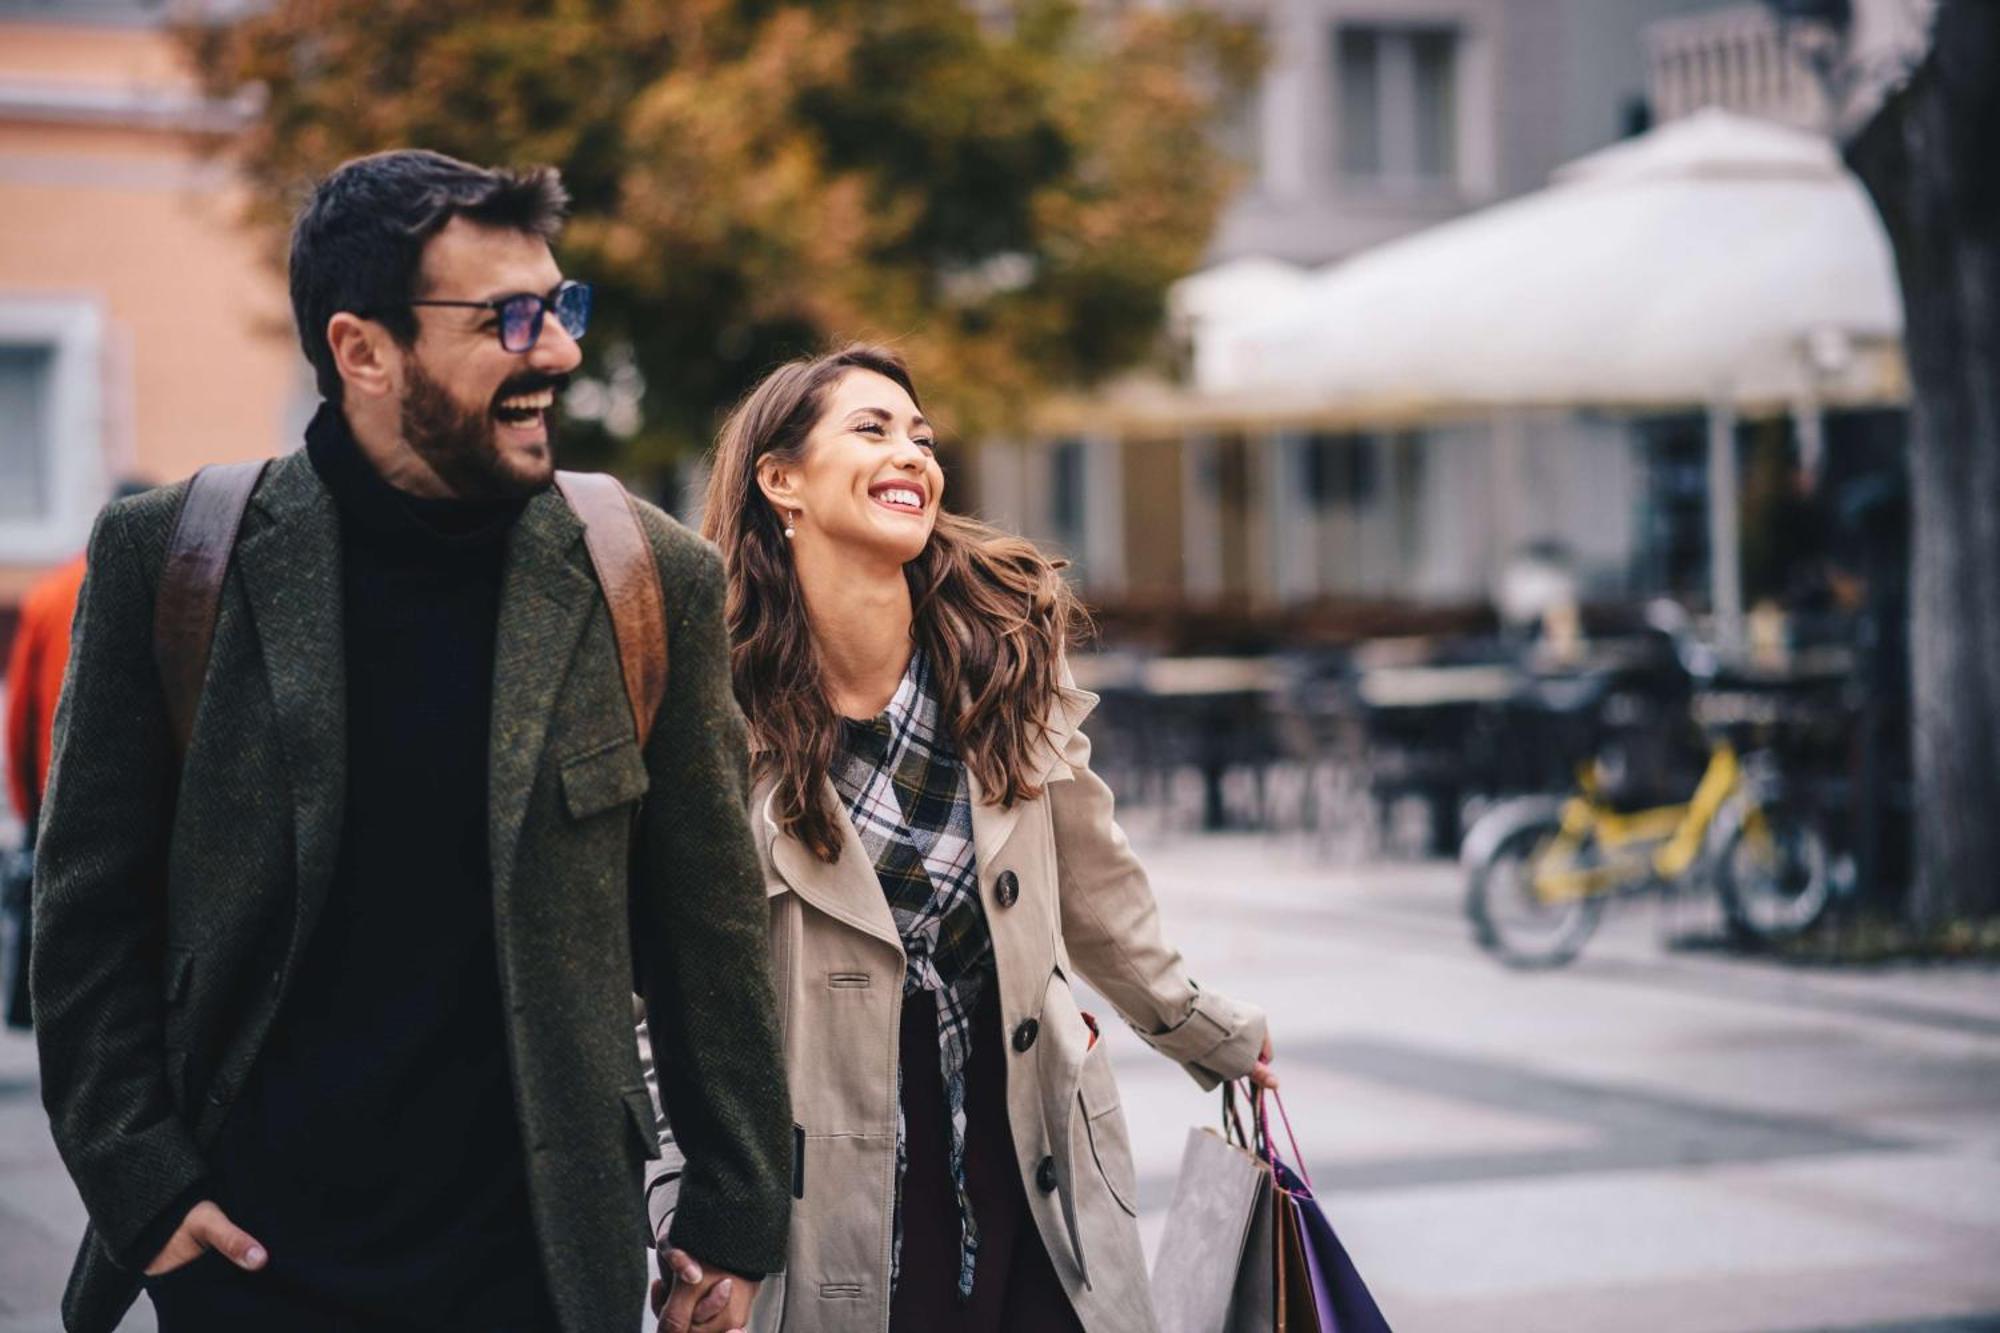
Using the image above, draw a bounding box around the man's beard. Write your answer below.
[400,362,561,502]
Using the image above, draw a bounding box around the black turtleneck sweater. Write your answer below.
[211,406,554,1329]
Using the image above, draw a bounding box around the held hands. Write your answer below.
[1248,1032,1280,1092]
[653,1245,759,1333]
[144,1200,267,1277]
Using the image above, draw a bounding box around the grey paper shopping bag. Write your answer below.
[1229,1160,1279,1333]
[1152,1126,1276,1333]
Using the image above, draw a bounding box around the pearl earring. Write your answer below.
[783,511,797,540]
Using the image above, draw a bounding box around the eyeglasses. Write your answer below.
[398,280,593,353]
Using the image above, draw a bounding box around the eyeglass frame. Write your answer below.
[378,279,593,353]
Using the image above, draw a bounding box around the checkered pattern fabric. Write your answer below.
[831,647,991,1302]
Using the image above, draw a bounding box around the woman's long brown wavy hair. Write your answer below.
[701,344,1086,863]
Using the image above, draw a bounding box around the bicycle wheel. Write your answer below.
[1466,810,1606,969]
[1717,802,1833,944]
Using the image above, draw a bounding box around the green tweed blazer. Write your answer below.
[32,449,791,1333]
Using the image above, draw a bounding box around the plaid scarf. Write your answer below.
[831,648,991,1302]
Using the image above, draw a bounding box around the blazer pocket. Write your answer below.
[162,948,196,1057]
[163,947,195,1006]
[622,1086,663,1161]
[562,741,650,821]
[165,1049,192,1113]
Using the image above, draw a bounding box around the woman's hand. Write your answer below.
[1248,1032,1279,1091]
[654,1245,757,1333]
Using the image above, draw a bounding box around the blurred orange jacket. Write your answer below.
[6,554,86,826]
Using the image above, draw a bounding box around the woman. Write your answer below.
[672,345,1275,1333]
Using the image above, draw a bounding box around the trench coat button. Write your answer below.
[994,871,1020,908]
[1012,1018,1039,1052]
[1036,1156,1058,1194]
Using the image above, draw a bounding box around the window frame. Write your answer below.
[1330,19,1465,192]
[0,296,105,564]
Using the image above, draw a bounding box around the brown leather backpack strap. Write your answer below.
[555,471,669,745]
[153,459,269,756]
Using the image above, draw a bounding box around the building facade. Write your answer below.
[973,0,1867,631]
[1208,0,1732,268]
[0,4,302,617]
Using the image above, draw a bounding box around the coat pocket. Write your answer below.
[1078,1044,1139,1217]
[621,1086,663,1161]
[562,740,650,821]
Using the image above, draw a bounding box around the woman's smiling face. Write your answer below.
[767,367,944,567]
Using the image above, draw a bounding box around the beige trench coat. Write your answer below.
[648,682,1267,1333]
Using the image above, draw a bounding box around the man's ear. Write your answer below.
[756,455,802,516]
[326,313,398,400]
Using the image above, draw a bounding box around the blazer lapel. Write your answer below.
[760,779,904,954]
[967,684,1099,864]
[234,451,347,962]
[487,489,596,903]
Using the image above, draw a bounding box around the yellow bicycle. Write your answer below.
[1463,736,1834,968]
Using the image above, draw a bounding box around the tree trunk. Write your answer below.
[1843,0,2000,925]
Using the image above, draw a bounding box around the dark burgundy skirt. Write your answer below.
[889,980,1087,1333]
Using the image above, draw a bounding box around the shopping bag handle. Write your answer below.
[1223,1080,1316,1195]
[1221,1079,1253,1150]
[1265,1085,1314,1193]
[1221,1079,1275,1163]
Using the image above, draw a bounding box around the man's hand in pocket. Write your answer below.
[144,1200,268,1277]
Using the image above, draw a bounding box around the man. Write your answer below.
[33,150,788,1333]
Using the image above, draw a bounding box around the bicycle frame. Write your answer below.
[1530,743,1742,904]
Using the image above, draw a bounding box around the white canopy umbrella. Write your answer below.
[1199,108,1904,412]
[1168,256,1308,385]
[1194,109,1906,650]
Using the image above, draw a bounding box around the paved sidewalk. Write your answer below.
[3,834,1997,1331]
[0,1024,130,1333]
[1097,834,2000,1333]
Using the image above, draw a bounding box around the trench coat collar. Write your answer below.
[759,681,1099,925]
[966,682,1097,865]
[762,779,904,952]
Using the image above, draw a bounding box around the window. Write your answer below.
[1216,80,1265,179]
[1411,29,1458,180]
[1303,433,1377,507]
[0,346,54,523]
[1336,29,1382,178]
[1334,23,1460,186]
[0,298,104,563]
[1049,438,1086,551]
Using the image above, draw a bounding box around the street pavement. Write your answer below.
[3,833,1997,1332]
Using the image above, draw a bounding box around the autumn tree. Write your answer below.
[181,0,1256,475]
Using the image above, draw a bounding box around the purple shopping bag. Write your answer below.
[1272,1157,1391,1333]
[1254,1086,1395,1333]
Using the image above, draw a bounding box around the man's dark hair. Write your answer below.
[289,149,570,401]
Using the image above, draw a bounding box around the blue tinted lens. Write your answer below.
[499,295,542,352]
[555,283,592,339]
